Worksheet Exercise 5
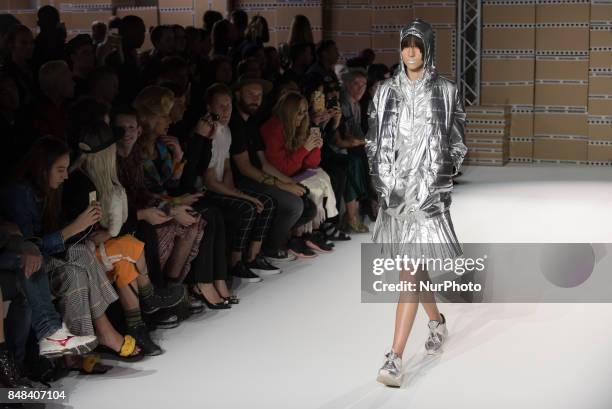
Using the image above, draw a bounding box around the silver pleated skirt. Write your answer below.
[371,208,463,260]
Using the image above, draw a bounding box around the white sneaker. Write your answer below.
[425,313,448,354]
[39,323,98,358]
[376,350,403,387]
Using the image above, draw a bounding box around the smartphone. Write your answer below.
[326,96,338,109]
[89,191,97,205]
[309,127,321,138]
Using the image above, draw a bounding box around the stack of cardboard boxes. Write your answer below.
[532,0,590,164]
[481,0,536,163]
[587,0,612,165]
[464,105,510,166]
[326,0,456,78]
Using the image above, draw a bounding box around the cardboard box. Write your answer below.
[509,139,534,162]
[371,7,414,27]
[587,141,612,164]
[589,97,612,117]
[483,26,536,51]
[481,83,534,106]
[7,0,36,9]
[434,28,454,76]
[533,138,587,162]
[160,11,195,27]
[413,5,455,25]
[330,35,371,54]
[276,6,321,31]
[535,83,588,108]
[482,58,535,82]
[588,75,612,95]
[589,28,612,48]
[535,26,590,52]
[588,116,612,141]
[535,57,589,81]
[591,2,612,21]
[534,111,588,137]
[590,51,612,69]
[510,109,534,138]
[483,3,535,25]
[536,3,590,24]
[158,0,192,8]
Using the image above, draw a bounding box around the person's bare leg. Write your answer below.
[214,280,232,298]
[196,282,224,304]
[390,267,421,357]
[116,283,139,311]
[231,251,242,267]
[346,200,359,219]
[419,269,442,322]
[165,227,198,281]
[246,241,262,262]
[94,313,140,354]
[134,253,152,287]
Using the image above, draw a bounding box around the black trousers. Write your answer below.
[186,204,228,284]
[134,220,164,288]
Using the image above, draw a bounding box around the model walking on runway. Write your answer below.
[364,19,467,387]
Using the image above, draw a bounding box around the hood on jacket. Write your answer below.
[397,19,437,81]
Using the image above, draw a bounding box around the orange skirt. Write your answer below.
[96,235,145,288]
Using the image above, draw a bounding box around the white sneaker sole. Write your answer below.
[376,370,403,387]
[250,268,282,276]
[41,338,98,358]
[265,255,297,263]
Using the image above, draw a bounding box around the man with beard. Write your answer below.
[229,74,316,263]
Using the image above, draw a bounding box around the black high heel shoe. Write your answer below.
[191,287,231,309]
[223,295,240,305]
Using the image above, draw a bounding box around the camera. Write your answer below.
[210,112,220,121]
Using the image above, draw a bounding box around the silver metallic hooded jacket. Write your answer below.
[365,19,467,220]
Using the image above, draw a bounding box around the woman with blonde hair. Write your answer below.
[261,91,338,257]
[133,85,236,307]
[64,121,185,356]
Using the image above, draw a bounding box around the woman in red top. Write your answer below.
[261,92,337,256]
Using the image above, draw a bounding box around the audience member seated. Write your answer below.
[229,74,315,262]
[261,92,337,256]
[65,34,95,98]
[32,60,74,139]
[199,83,278,282]
[0,137,136,361]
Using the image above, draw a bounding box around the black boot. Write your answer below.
[0,349,32,388]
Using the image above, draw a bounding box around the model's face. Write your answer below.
[49,153,70,189]
[402,45,424,73]
[114,114,141,154]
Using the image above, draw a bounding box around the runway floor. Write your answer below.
[56,164,612,409]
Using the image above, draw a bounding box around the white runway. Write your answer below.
[57,164,612,409]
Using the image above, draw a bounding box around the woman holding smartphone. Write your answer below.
[261,91,338,256]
